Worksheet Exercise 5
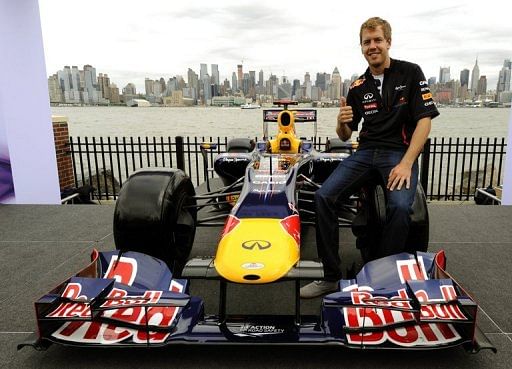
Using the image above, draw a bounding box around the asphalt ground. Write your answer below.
[1,203,511,368]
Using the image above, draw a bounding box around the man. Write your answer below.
[300,17,439,298]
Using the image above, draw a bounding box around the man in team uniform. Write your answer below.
[301,17,439,298]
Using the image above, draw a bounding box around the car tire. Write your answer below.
[355,183,386,263]
[355,183,429,263]
[227,138,255,153]
[325,138,353,154]
[113,168,197,276]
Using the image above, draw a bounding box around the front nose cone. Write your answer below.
[214,218,300,283]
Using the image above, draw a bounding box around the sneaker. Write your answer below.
[300,280,338,299]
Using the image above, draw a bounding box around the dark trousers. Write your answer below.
[315,148,418,281]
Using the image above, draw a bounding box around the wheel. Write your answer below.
[227,138,255,153]
[405,183,429,253]
[354,183,386,263]
[354,183,429,263]
[113,168,197,276]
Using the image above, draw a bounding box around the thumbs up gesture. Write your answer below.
[337,97,353,125]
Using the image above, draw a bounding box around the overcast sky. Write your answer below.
[39,0,512,92]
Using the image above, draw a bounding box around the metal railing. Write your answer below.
[68,136,507,201]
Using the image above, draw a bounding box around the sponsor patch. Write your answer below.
[422,93,433,101]
[350,78,365,89]
[395,85,406,91]
[419,80,428,86]
[364,103,378,110]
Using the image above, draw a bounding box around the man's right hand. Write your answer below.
[337,97,353,125]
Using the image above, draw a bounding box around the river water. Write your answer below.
[52,106,512,140]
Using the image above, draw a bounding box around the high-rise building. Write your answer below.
[439,67,450,84]
[187,68,199,92]
[428,77,437,86]
[460,69,470,87]
[237,64,243,89]
[200,64,208,81]
[145,78,153,96]
[497,59,511,95]
[123,83,136,97]
[70,66,80,95]
[249,71,256,98]
[292,79,300,98]
[316,72,327,91]
[231,72,237,92]
[82,65,99,104]
[109,84,120,104]
[56,66,79,103]
[242,73,250,96]
[477,76,487,96]
[201,73,211,104]
[211,64,219,86]
[258,70,264,87]
[277,82,292,99]
[97,73,111,100]
[48,74,63,103]
[470,58,480,96]
[304,72,310,84]
[330,66,342,100]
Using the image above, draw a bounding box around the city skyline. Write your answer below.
[39,0,512,92]
[47,57,512,107]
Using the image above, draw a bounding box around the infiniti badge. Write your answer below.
[242,240,271,250]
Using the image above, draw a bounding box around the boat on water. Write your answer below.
[240,103,261,109]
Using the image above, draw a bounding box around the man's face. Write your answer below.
[361,26,391,70]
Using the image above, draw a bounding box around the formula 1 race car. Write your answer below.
[19,100,495,353]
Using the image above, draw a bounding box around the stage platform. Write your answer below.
[0,204,510,368]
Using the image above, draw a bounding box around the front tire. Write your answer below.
[113,168,197,276]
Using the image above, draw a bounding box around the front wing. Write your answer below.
[19,250,495,353]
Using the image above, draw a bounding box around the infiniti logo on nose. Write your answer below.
[242,240,271,250]
[364,93,373,99]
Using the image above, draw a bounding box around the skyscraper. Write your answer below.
[477,76,487,96]
[237,64,243,90]
[97,73,111,100]
[439,67,450,84]
[231,72,237,92]
[258,70,264,87]
[460,69,470,87]
[145,78,154,96]
[47,74,63,103]
[201,73,211,105]
[304,72,310,84]
[315,72,327,91]
[187,68,199,92]
[470,58,480,96]
[331,67,342,99]
[211,64,219,86]
[497,59,511,95]
[83,64,99,104]
[200,64,208,81]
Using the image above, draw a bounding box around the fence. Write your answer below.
[68,136,507,201]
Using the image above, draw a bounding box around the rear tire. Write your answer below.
[113,168,197,276]
[355,183,429,263]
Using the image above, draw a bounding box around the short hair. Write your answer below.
[359,17,392,44]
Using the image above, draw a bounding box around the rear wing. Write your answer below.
[262,109,318,139]
[263,109,317,122]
